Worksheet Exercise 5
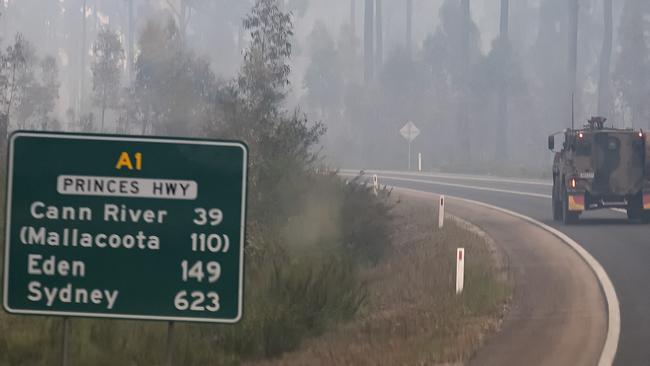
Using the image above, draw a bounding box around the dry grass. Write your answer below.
[246,195,511,366]
[0,193,509,366]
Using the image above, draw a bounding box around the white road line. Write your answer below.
[394,187,620,366]
[340,172,552,199]
[340,169,552,186]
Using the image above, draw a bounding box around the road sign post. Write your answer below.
[408,141,412,170]
[61,317,70,366]
[166,321,175,366]
[3,132,248,324]
[400,121,420,171]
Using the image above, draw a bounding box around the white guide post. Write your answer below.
[372,174,379,195]
[418,153,422,172]
[456,248,465,294]
[438,195,445,229]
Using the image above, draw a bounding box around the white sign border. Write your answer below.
[2,131,248,324]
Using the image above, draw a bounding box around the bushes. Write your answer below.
[221,170,391,361]
[340,174,393,263]
[225,253,366,360]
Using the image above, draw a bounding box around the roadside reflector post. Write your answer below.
[438,195,445,228]
[456,248,465,294]
[418,153,422,172]
[373,174,379,195]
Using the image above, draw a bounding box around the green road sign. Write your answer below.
[2,132,247,323]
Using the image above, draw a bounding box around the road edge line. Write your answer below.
[340,168,552,186]
[394,187,620,366]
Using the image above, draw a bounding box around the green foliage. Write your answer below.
[91,27,124,131]
[212,251,366,361]
[613,1,650,127]
[0,33,29,115]
[199,1,393,359]
[131,19,215,136]
[14,54,60,130]
[0,32,60,152]
[340,174,393,263]
[239,0,293,117]
[303,22,343,115]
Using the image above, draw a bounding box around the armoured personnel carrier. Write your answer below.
[548,117,650,223]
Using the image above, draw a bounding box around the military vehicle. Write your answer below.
[548,117,650,223]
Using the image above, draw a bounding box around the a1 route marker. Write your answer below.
[2,132,248,323]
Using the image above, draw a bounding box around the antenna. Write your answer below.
[571,93,575,130]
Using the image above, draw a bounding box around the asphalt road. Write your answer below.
[347,170,650,366]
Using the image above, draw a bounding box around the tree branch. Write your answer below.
[165,0,182,19]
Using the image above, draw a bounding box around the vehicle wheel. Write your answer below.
[562,185,579,224]
[552,179,562,221]
[627,193,643,221]
[627,206,641,220]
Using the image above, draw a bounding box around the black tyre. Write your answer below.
[627,206,641,221]
[627,193,643,221]
[552,179,562,221]
[562,185,579,224]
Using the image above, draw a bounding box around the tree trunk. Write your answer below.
[101,97,106,131]
[460,0,470,74]
[351,0,356,38]
[180,0,185,36]
[406,0,412,58]
[500,0,509,36]
[238,26,243,55]
[93,0,99,34]
[80,0,87,115]
[180,0,189,43]
[364,0,374,83]
[597,0,612,119]
[495,0,509,160]
[0,113,7,161]
[376,0,383,66]
[128,0,134,82]
[458,0,471,162]
[568,0,579,127]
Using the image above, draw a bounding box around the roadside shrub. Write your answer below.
[223,253,366,360]
[213,170,390,361]
[340,173,393,264]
